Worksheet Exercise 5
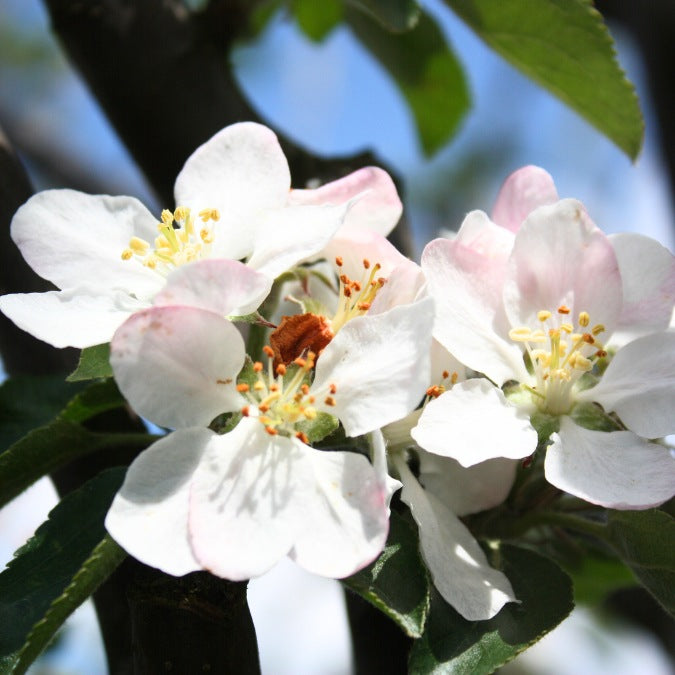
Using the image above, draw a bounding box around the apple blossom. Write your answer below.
[105,291,434,580]
[418,190,675,510]
[0,122,402,348]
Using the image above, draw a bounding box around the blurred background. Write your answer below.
[0,0,673,672]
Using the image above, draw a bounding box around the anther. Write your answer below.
[265,426,278,436]
[578,311,590,327]
[295,431,310,444]
[329,383,337,394]
[324,396,336,407]
[592,324,605,336]
[253,362,263,372]
[241,406,250,417]
[236,383,250,392]
[558,305,571,315]
[335,256,343,267]
[276,364,287,376]
[363,259,371,269]
[537,310,552,322]
[263,346,275,358]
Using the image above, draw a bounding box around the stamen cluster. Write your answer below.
[121,206,219,274]
[237,346,337,444]
[509,306,607,415]
[330,257,386,333]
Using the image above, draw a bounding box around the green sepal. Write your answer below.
[66,343,113,382]
[343,510,430,638]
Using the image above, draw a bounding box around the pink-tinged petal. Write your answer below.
[323,228,409,283]
[288,166,402,237]
[411,379,537,467]
[246,203,349,280]
[0,288,147,348]
[288,443,390,578]
[545,417,675,509]
[503,199,623,335]
[110,306,245,429]
[395,457,516,620]
[418,450,517,517]
[188,420,300,579]
[422,218,527,385]
[577,332,675,438]
[174,122,291,260]
[154,259,272,316]
[105,428,213,576]
[313,297,434,437]
[11,190,161,297]
[369,257,427,315]
[609,233,675,345]
[491,166,559,233]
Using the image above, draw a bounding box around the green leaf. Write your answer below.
[346,0,420,32]
[0,420,152,510]
[0,376,87,452]
[293,0,343,41]
[11,535,125,675]
[444,0,643,160]
[409,545,574,674]
[66,343,113,382]
[607,508,675,615]
[347,8,470,155]
[0,468,127,665]
[343,510,430,637]
[564,550,635,606]
[59,379,126,423]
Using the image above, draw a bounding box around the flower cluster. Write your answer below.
[3,125,674,623]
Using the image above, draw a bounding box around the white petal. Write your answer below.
[369,429,402,509]
[429,338,467,384]
[0,288,147,348]
[577,332,675,438]
[110,306,245,429]
[396,457,516,620]
[491,165,559,233]
[288,166,401,237]
[188,420,299,579]
[422,221,527,385]
[609,233,675,345]
[503,199,623,335]
[154,259,272,316]
[174,122,291,260]
[545,417,675,509]
[246,203,349,280]
[412,379,537,467]
[288,444,390,578]
[418,450,517,516]
[313,297,434,437]
[189,420,387,579]
[369,257,427,315]
[105,428,213,576]
[11,189,161,297]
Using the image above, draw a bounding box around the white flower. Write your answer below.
[105,293,433,579]
[417,173,675,510]
[0,122,402,348]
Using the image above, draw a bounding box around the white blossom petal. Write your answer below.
[370,429,402,509]
[188,419,388,579]
[422,220,526,385]
[411,379,537,467]
[288,166,401,237]
[288,444,390,578]
[0,288,147,349]
[153,259,272,316]
[174,122,291,260]
[246,203,349,280]
[105,428,213,576]
[609,233,675,345]
[545,417,675,509]
[313,297,434,437]
[503,199,623,335]
[110,306,245,429]
[396,457,516,620]
[418,450,517,517]
[577,332,675,438]
[491,165,559,233]
[11,190,161,297]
